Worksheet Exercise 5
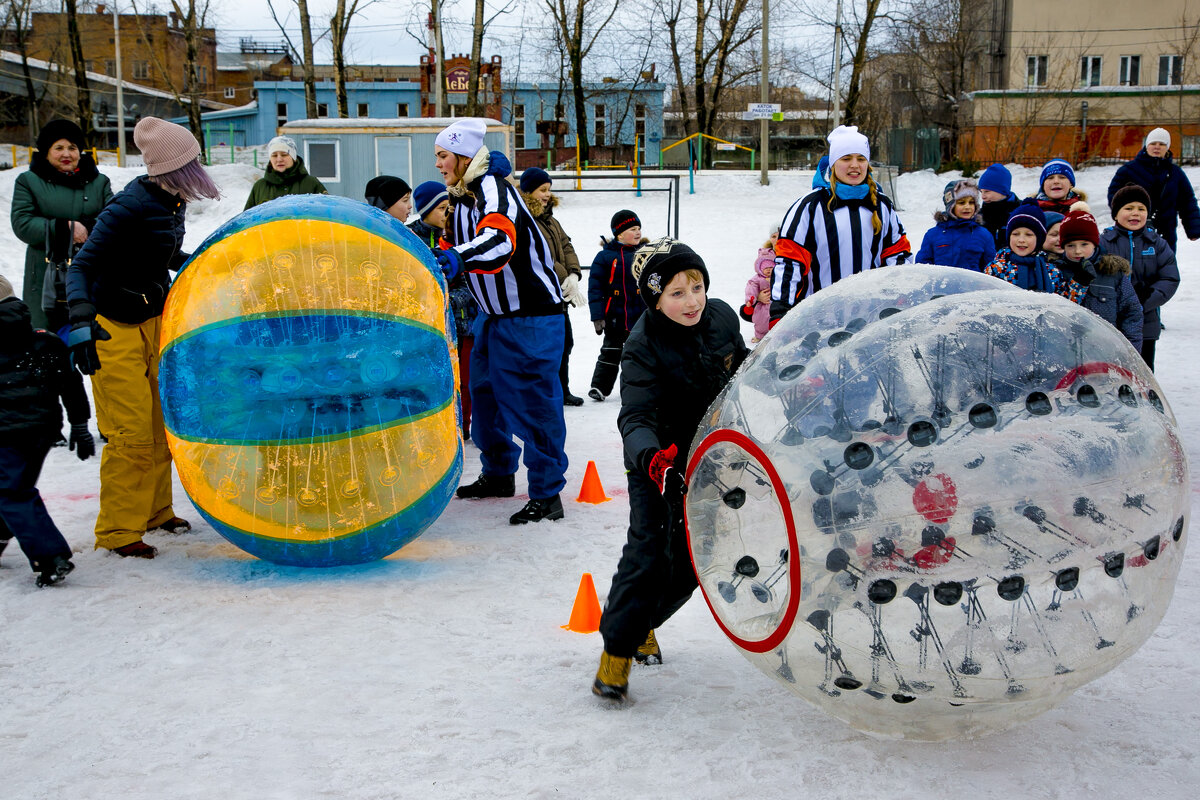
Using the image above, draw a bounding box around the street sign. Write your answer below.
[716,143,736,151]
[747,103,782,114]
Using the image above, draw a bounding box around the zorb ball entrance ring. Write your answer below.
[686,266,1188,740]
[159,195,462,567]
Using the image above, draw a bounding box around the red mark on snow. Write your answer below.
[913,473,958,524]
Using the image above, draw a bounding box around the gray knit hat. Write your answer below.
[134,117,201,176]
[0,274,14,300]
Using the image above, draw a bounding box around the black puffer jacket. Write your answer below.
[0,297,89,443]
[66,175,188,325]
[618,299,748,471]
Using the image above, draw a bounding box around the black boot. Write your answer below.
[35,555,75,588]
[456,474,516,499]
[563,391,584,407]
[509,494,564,524]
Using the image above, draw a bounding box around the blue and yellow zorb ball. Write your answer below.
[159,195,462,567]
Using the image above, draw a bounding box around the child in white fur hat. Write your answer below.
[770,125,910,323]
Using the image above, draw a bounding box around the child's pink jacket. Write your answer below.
[745,247,775,339]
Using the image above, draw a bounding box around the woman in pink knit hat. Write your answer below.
[65,117,220,559]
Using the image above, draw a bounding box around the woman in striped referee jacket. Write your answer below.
[770,126,911,323]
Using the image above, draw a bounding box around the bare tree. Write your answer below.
[62,0,93,143]
[331,0,375,117]
[267,0,319,118]
[2,0,42,141]
[542,0,620,161]
[841,0,882,125]
[129,0,214,153]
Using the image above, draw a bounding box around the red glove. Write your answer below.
[645,444,678,494]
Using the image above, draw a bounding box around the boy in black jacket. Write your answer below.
[0,275,94,587]
[593,239,749,702]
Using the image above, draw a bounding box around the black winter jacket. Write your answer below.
[1058,252,1143,351]
[1107,149,1200,252]
[588,237,647,332]
[66,176,188,325]
[0,297,89,443]
[980,192,1021,251]
[1098,224,1179,340]
[618,299,748,472]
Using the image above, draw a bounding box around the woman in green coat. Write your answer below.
[244,135,328,209]
[10,119,113,331]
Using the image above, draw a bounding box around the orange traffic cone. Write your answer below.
[576,460,611,504]
[561,572,603,633]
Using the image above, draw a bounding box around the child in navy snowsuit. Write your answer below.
[1057,209,1143,351]
[915,179,995,270]
[0,275,94,587]
[587,210,648,400]
[592,239,748,702]
[984,204,1082,301]
[1026,159,1086,216]
[1099,183,1180,370]
[978,163,1021,251]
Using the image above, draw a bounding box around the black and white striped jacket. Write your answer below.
[445,173,563,317]
[771,187,911,312]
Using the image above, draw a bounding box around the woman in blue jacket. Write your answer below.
[915,179,995,270]
[1107,128,1200,253]
[65,118,220,559]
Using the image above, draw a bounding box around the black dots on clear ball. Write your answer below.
[735,555,760,577]
[1148,390,1164,413]
[722,488,746,509]
[828,330,853,347]
[1144,536,1161,561]
[878,307,901,319]
[892,693,916,704]
[844,442,874,470]
[1026,392,1052,415]
[997,575,1025,601]
[779,364,805,381]
[1118,385,1137,407]
[1104,552,1125,578]
[1055,567,1080,592]
[907,420,937,447]
[845,318,868,333]
[934,582,963,606]
[868,579,897,604]
[834,676,863,691]
[826,548,850,572]
[969,403,997,429]
[1076,384,1100,408]
[1173,517,1184,542]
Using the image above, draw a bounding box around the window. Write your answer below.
[514,104,525,149]
[104,60,115,77]
[132,60,150,80]
[1080,56,1101,86]
[1182,135,1199,160]
[1120,55,1141,86]
[635,103,646,137]
[1026,55,1047,87]
[317,102,329,118]
[1159,54,1183,85]
[305,141,340,182]
[396,103,409,117]
[198,66,208,84]
[357,102,369,117]
[595,119,606,147]
[554,103,565,119]
[277,102,288,127]
[224,86,236,99]
[84,60,93,73]
[594,104,605,118]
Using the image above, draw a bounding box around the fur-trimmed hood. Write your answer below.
[521,191,559,218]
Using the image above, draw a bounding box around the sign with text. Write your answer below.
[446,67,469,93]
[746,102,782,119]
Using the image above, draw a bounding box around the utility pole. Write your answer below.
[113,3,124,166]
[832,0,842,128]
[759,0,769,185]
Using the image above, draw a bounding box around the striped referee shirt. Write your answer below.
[771,188,911,307]
[445,173,563,317]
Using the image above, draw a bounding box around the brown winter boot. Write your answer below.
[635,629,662,665]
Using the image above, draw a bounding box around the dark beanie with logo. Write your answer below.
[632,238,710,310]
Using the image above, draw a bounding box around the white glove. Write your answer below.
[561,273,587,307]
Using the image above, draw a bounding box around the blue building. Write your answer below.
[499,81,666,168]
[184,77,666,170]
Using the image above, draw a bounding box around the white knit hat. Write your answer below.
[267,135,298,159]
[0,274,13,301]
[1145,127,1170,148]
[435,119,487,158]
[134,117,201,176]
[828,125,870,163]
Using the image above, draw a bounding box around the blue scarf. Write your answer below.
[834,183,870,201]
[1008,250,1053,292]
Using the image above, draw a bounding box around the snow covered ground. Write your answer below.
[1,160,1198,799]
